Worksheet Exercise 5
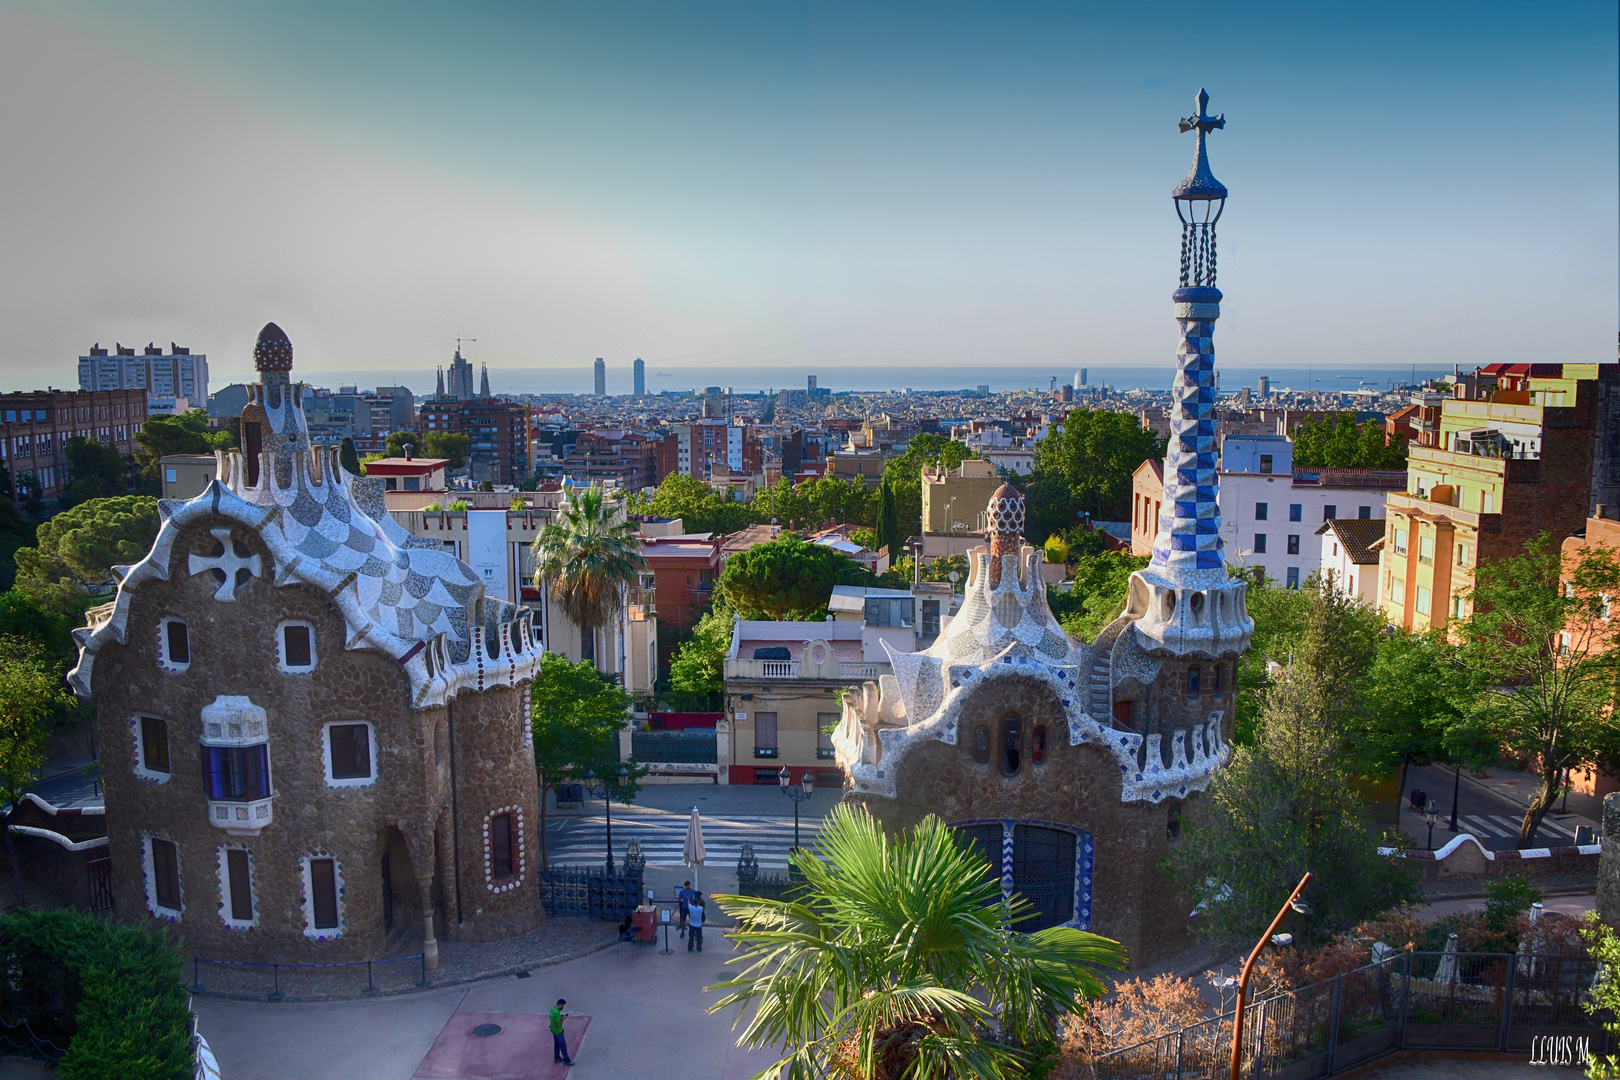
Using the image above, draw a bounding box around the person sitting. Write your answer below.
[618,913,635,941]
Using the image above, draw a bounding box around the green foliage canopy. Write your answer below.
[632,472,754,535]
[1047,551,1148,643]
[530,485,647,637]
[530,653,639,866]
[1291,414,1407,470]
[133,410,232,486]
[383,430,470,471]
[668,606,732,700]
[61,437,132,507]
[1032,409,1164,524]
[13,495,159,616]
[719,532,869,620]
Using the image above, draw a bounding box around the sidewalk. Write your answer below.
[1457,764,1604,826]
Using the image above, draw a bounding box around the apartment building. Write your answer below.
[561,430,657,490]
[1130,460,1164,557]
[1316,517,1386,606]
[919,458,1002,562]
[78,342,207,416]
[640,532,720,645]
[420,398,530,485]
[1378,364,1611,632]
[1,388,147,502]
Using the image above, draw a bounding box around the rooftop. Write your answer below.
[1315,517,1388,565]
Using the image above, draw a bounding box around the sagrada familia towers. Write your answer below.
[836,91,1253,965]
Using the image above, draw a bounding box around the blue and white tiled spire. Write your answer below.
[1130,90,1253,658]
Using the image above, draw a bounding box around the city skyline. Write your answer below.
[1,2,1614,385]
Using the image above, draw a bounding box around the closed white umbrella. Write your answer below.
[683,806,706,893]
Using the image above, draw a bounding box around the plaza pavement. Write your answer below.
[193,923,783,1080]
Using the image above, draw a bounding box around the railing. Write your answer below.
[760,660,797,678]
[1092,951,1612,1080]
[185,953,428,1001]
[538,865,644,921]
[631,729,717,764]
[87,856,113,912]
[840,662,880,679]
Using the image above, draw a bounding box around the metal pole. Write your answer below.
[1325,973,1343,1073]
[365,960,375,995]
[793,793,801,850]
[1498,951,1517,1051]
[604,785,613,870]
[1450,766,1461,832]
[1397,951,1413,1048]
[1229,872,1312,1080]
[1175,1026,1185,1080]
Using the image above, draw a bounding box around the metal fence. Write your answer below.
[631,729,717,764]
[538,865,645,920]
[1093,951,1614,1080]
[185,954,428,1001]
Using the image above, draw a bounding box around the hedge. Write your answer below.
[0,908,193,1079]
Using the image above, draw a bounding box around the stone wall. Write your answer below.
[845,675,1197,969]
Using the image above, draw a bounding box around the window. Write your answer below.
[753,712,778,758]
[1289,504,1302,522]
[921,599,941,636]
[1253,534,1267,554]
[278,621,315,671]
[1211,664,1222,693]
[147,835,181,916]
[1419,536,1434,565]
[1254,502,1269,521]
[1603,595,1613,621]
[1560,632,1572,658]
[137,716,170,778]
[972,725,991,764]
[1457,543,1470,566]
[1388,576,1404,602]
[1286,567,1300,589]
[1011,825,1076,931]
[1287,535,1300,556]
[220,847,255,927]
[1167,802,1182,843]
[1259,454,1273,474]
[999,713,1023,776]
[202,745,271,801]
[165,467,177,484]
[1451,594,1466,619]
[1359,506,1372,519]
[1323,505,1337,521]
[1565,582,1576,599]
[863,597,914,628]
[1415,586,1431,616]
[1333,543,1340,557]
[305,856,341,936]
[158,618,189,671]
[817,713,838,759]
[489,813,517,880]
[1482,491,1493,513]
[1393,529,1408,556]
[1030,725,1047,764]
[1187,666,1200,694]
[325,723,375,785]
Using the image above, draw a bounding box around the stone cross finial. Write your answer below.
[188,527,263,601]
[1178,88,1225,136]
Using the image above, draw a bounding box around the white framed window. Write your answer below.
[217,845,258,930]
[131,715,172,783]
[1602,594,1612,621]
[1415,586,1431,616]
[483,805,527,893]
[300,853,345,941]
[1393,529,1408,556]
[322,722,377,788]
[1560,632,1572,658]
[277,621,317,673]
[141,832,183,921]
[1451,594,1467,619]
[1457,543,1470,566]
[157,618,190,672]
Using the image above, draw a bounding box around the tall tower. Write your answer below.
[436,366,446,398]
[594,358,606,397]
[1128,89,1252,658]
[633,358,645,397]
[479,363,491,398]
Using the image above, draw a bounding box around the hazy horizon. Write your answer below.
[2,2,1614,387]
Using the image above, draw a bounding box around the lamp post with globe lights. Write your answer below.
[778,766,814,852]
[581,763,629,872]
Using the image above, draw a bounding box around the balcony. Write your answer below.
[753,747,779,758]
[728,657,892,681]
[209,797,273,837]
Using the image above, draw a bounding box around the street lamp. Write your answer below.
[779,766,814,851]
[581,764,630,871]
[1228,872,1312,1080]
[1424,800,1439,851]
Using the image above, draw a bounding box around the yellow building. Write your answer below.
[920,459,1002,562]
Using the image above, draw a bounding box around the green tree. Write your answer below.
[385,430,471,471]
[880,433,972,539]
[339,437,361,474]
[530,653,638,867]
[668,606,732,702]
[1047,551,1148,643]
[13,496,159,616]
[1580,914,1620,1078]
[530,485,647,656]
[719,532,869,620]
[60,437,130,507]
[798,475,876,531]
[133,410,231,487]
[1230,570,1315,743]
[1166,660,1420,953]
[1032,409,1164,523]
[0,468,37,589]
[0,587,90,669]
[1292,414,1407,471]
[1359,628,1470,822]
[1457,532,1620,847]
[711,804,1126,1080]
[0,637,70,906]
[876,475,901,561]
[632,472,753,535]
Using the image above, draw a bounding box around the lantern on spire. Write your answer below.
[1172,88,1226,290]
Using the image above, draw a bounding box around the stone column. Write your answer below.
[421,885,439,969]
[1598,793,1620,925]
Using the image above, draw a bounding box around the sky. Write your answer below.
[0,1,1615,394]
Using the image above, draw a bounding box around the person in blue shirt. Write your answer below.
[676,881,693,938]
[686,891,705,952]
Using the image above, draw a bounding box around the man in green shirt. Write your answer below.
[550,998,572,1066]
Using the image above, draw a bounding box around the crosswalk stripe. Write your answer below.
[1457,816,1497,836]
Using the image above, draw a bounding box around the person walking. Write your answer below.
[686,891,705,952]
[550,998,572,1066]
[676,880,693,938]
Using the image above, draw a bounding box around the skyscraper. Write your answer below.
[807,374,817,395]
[594,358,606,397]
[1258,375,1270,398]
[1077,368,1088,387]
[78,342,208,416]
[479,363,491,398]
[633,358,645,397]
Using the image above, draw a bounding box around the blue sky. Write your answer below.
[0,1,1614,389]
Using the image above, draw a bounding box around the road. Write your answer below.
[1399,764,1600,852]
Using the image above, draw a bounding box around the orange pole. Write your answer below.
[1229,872,1311,1080]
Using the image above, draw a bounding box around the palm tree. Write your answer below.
[530,485,647,664]
[710,804,1126,1080]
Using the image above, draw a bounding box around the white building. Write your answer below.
[1217,436,1404,589]
[78,342,208,415]
[1316,518,1385,606]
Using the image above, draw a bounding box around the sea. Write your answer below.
[196,364,1457,400]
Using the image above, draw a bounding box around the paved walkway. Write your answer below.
[194,927,782,1080]
[1355,1055,1581,1078]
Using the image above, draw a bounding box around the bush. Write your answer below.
[0,908,192,1078]
[1485,875,1543,929]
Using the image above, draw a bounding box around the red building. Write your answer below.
[641,533,721,664]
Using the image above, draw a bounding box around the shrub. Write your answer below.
[1056,973,1207,1072]
[0,908,192,1079]
[1044,533,1069,565]
[1485,875,1543,929]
